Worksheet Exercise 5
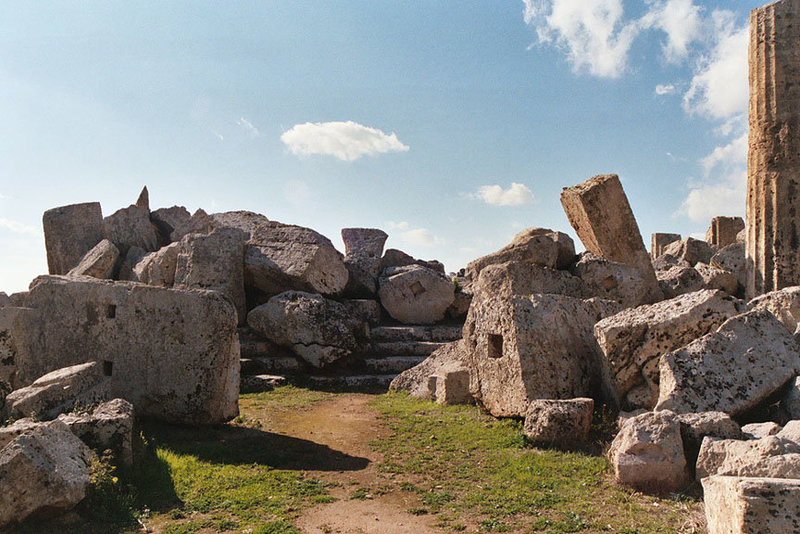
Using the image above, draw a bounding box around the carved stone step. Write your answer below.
[363,356,426,374]
[370,341,445,357]
[370,325,462,343]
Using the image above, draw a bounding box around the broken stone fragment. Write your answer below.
[378,265,455,325]
[42,202,104,275]
[103,202,159,256]
[428,368,471,405]
[656,310,800,416]
[694,262,739,295]
[0,293,8,308]
[560,174,662,304]
[117,245,146,281]
[702,476,800,534]
[0,419,92,527]
[656,263,705,299]
[572,252,649,307]
[472,260,590,302]
[594,289,740,410]
[705,216,744,248]
[390,340,468,400]
[57,398,135,466]
[742,422,782,440]
[379,249,445,275]
[710,242,745,289]
[133,242,180,287]
[748,285,800,333]
[67,238,119,280]
[170,208,213,242]
[341,228,388,298]
[696,435,800,480]
[523,398,593,449]
[150,205,191,246]
[650,233,681,261]
[662,237,715,267]
[607,410,689,494]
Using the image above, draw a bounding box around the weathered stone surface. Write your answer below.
[135,186,149,211]
[340,229,388,298]
[343,299,381,327]
[0,418,41,449]
[67,239,119,279]
[240,374,287,393]
[150,205,191,246]
[170,208,213,242]
[447,290,472,320]
[650,233,681,261]
[247,291,361,368]
[656,310,800,416]
[742,422,782,440]
[572,252,649,307]
[43,202,104,275]
[710,242,746,289]
[656,264,705,300]
[473,261,590,301]
[117,246,146,281]
[706,216,745,248]
[703,476,800,534]
[523,398,593,448]
[694,262,739,295]
[0,419,92,526]
[5,362,110,421]
[11,276,239,424]
[663,237,715,267]
[57,398,134,466]
[174,227,247,323]
[697,435,800,480]
[103,203,158,255]
[748,286,800,334]
[0,307,40,388]
[7,293,26,307]
[378,265,455,325]
[676,411,743,457]
[746,0,800,299]
[390,340,468,400]
[560,174,662,303]
[652,253,686,272]
[464,228,573,283]
[133,242,180,287]
[594,289,741,410]
[429,368,471,405]
[783,377,800,420]
[607,410,689,493]
[380,249,446,274]
[466,293,620,417]
[0,293,8,308]
[779,421,800,444]
[341,228,388,258]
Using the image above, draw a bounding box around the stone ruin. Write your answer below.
[2,1,800,530]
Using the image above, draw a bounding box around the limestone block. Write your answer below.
[447,290,472,320]
[742,422,782,440]
[57,398,134,466]
[0,293,8,308]
[748,286,800,333]
[0,420,92,527]
[523,398,593,448]
[560,174,661,303]
[697,435,800,480]
[170,208,213,242]
[783,377,800,420]
[464,227,573,283]
[594,289,740,410]
[607,410,689,494]
[0,306,41,388]
[378,265,455,324]
[676,411,743,464]
[429,368,471,405]
[117,246,146,281]
[695,262,740,295]
[174,227,247,324]
[471,261,590,303]
[711,242,746,289]
[343,299,381,327]
[778,421,800,444]
[15,276,240,424]
[663,237,715,267]
[341,227,388,258]
[380,249,445,274]
[703,476,800,534]
[67,239,119,279]
[133,242,180,287]
[247,291,361,368]
[150,205,191,245]
[656,264,705,300]
[572,252,649,307]
[103,204,158,255]
[390,340,468,400]
[706,216,745,248]
[650,233,681,261]
[466,293,620,417]
[341,229,387,298]
[43,202,104,275]
[656,310,800,416]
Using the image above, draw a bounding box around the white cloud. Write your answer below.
[473,183,536,206]
[400,228,445,248]
[280,121,409,161]
[387,221,411,231]
[655,84,676,95]
[0,218,41,236]
[640,0,703,63]
[237,117,260,138]
[676,171,745,222]
[683,11,748,122]
[523,0,640,78]
[700,131,747,177]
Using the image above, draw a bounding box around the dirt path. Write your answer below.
[257,393,442,534]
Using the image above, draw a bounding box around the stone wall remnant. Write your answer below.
[650,233,681,261]
[706,216,744,248]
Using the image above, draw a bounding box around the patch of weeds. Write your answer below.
[349,487,370,500]
[400,481,423,493]
[252,519,303,534]
[408,507,430,515]
[481,519,512,532]
[79,452,139,527]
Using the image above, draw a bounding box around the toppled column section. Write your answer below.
[746,0,800,298]
[650,233,680,260]
[705,216,744,248]
[561,174,662,303]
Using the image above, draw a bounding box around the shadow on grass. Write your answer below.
[142,419,370,472]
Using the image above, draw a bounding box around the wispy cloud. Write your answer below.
[640,0,703,64]
[655,84,676,95]
[0,218,41,236]
[400,228,445,248]
[473,183,536,206]
[281,121,409,161]
[237,117,260,138]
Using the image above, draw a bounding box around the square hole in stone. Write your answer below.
[106,305,116,319]
[103,360,113,377]
[410,281,426,297]
[487,334,503,359]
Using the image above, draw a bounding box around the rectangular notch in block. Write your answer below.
[106,305,116,319]
[103,360,113,377]
[487,334,503,359]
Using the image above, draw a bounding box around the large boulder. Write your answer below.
[594,289,741,410]
[697,435,800,480]
[150,205,191,246]
[466,293,620,417]
[710,242,746,289]
[662,237,715,267]
[380,249,445,274]
[170,208,213,242]
[471,261,591,301]
[58,398,134,466]
[103,203,159,255]
[748,285,800,334]
[656,263,705,299]
[67,239,119,279]
[523,398,593,449]
[174,227,247,323]
[607,410,690,494]
[247,291,362,368]
[378,265,455,324]
[0,420,92,527]
[390,340,469,400]
[656,310,800,416]
[705,216,744,248]
[703,476,800,534]
[341,228,388,297]
[464,227,574,284]
[7,276,239,424]
[132,242,180,287]
[42,202,104,275]
[572,252,650,307]
[694,262,739,295]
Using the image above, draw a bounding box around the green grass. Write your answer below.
[370,392,703,533]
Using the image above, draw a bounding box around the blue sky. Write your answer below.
[0,1,763,292]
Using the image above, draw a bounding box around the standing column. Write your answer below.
[747,0,800,298]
